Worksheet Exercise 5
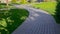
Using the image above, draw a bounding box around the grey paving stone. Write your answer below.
[12,5,60,34]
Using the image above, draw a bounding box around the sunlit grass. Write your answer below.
[32,2,60,24]
[32,2,57,15]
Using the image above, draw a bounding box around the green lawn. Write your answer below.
[0,8,29,34]
[32,2,60,24]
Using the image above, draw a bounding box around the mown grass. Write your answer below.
[32,2,57,15]
[32,2,60,24]
[0,8,29,34]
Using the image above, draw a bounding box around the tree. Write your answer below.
[55,0,60,23]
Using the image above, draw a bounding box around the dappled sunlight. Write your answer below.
[29,16,35,20]
[33,13,40,17]
[29,7,49,14]
[26,11,40,21]
[0,19,7,27]
[7,17,14,25]
[7,18,14,23]
[33,9,49,14]
[0,27,9,34]
[20,16,27,20]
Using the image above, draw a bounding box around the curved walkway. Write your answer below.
[12,5,60,34]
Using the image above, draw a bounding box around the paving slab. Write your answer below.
[12,5,60,34]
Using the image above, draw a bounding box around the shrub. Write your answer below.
[0,8,29,34]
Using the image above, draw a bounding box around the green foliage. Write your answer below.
[55,0,60,23]
[0,8,29,34]
[0,27,9,34]
[0,3,6,8]
[0,3,12,9]
[0,19,7,27]
[56,0,60,2]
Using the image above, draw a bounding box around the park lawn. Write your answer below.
[0,8,29,34]
[32,2,57,15]
[32,2,60,24]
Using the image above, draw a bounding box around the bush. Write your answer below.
[0,8,29,34]
[0,3,6,8]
